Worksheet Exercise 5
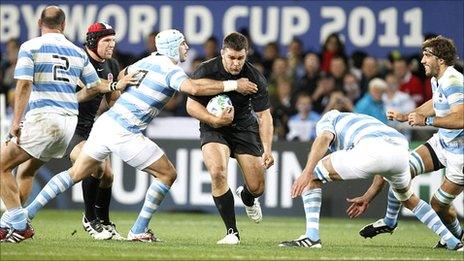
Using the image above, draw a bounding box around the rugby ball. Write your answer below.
[206,94,233,117]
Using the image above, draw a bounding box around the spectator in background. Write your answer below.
[270,77,294,140]
[286,38,305,79]
[320,33,346,73]
[198,36,219,62]
[342,72,361,102]
[393,57,424,106]
[268,57,293,97]
[382,73,415,139]
[262,42,279,79]
[311,76,336,114]
[239,28,262,64]
[0,38,20,111]
[350,50,368,80]
[323,91,354,114]
[137,31,158,59]
[355,78,388,123]
[329,55,347,91]
[294,52,321,97]
[287,92,320,141]
[359,56,380,95]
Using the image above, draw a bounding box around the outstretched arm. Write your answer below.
[180,78,258,96]
[387,100,434,122]
[346,175,386,218]
[291,131,334,198]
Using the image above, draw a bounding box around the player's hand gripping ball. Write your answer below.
[206,94,233,117]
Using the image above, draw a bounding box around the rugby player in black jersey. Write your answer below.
[186,32,274,244]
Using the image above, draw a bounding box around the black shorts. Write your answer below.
[200,124,263,157]
[64,132,87,159]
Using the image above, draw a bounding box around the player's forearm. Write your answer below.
[413,100,434,117]
[188,79,230,96]
[302,135,331,176]
[429,106,464,129]
[186,98,217,125]
[12,80,32,125]
[363,175,386,202]
[257,109,273,152]
[76,86,99,102]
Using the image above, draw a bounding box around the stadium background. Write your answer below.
[0,1,463,219]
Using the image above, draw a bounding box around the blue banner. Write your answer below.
[1,1,463,61]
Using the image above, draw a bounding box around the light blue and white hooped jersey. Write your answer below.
[106,53,188,133]
[14,33,100,116]
[316,110,406,152]
[431,66,464,154]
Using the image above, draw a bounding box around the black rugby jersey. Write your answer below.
[75,52,120,138]
[190,56,270,130]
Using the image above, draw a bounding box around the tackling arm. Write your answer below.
[180,78,258,96]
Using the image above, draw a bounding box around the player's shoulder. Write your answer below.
[197,57,221,73]
[442,67,463,87]
[243,60,267,84]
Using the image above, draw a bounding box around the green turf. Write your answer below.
[0,210,462,260]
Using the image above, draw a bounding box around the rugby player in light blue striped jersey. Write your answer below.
[0,6,137,243]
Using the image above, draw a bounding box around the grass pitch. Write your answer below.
[0,209,462,260]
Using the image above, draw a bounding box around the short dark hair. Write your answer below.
[223,32,248,52]
[422,35,457,66]
[40,6,66,29]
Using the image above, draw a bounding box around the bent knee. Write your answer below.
[247,181,265,197]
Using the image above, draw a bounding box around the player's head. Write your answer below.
[85,22,116,60]
[156,29,188,63]
[421,35,457,77]
[221,32,248,75]
[39,6,66,32]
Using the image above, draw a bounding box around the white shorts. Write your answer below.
[15,113,77,162]
[83,114,164,170]
[330,137,411,190]
[427,133,464,186]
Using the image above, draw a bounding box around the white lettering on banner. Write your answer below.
[280,7,310,45]
[111,154,149,204]
[348,7,376,47]
[403,8,423,47]
[320,6,346,44]
[378,7,399,47]
[223,6,248,35]
[21,4,44,40]
[401,171,463,217]
[62,5,98,43]
[249,6,279,45]
[159,6,172,31]
[98,4,127,42]
[264,151,279,208]
[170,149,188,205]
[0,5,20,42]
[281,151,303,208]
[129,5,157,43]
[184,5,213,44]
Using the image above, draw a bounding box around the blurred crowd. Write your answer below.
[1,31,462,141]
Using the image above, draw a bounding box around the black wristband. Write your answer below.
[109,81,118,91]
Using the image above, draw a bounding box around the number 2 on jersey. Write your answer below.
[52,55,70,82]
